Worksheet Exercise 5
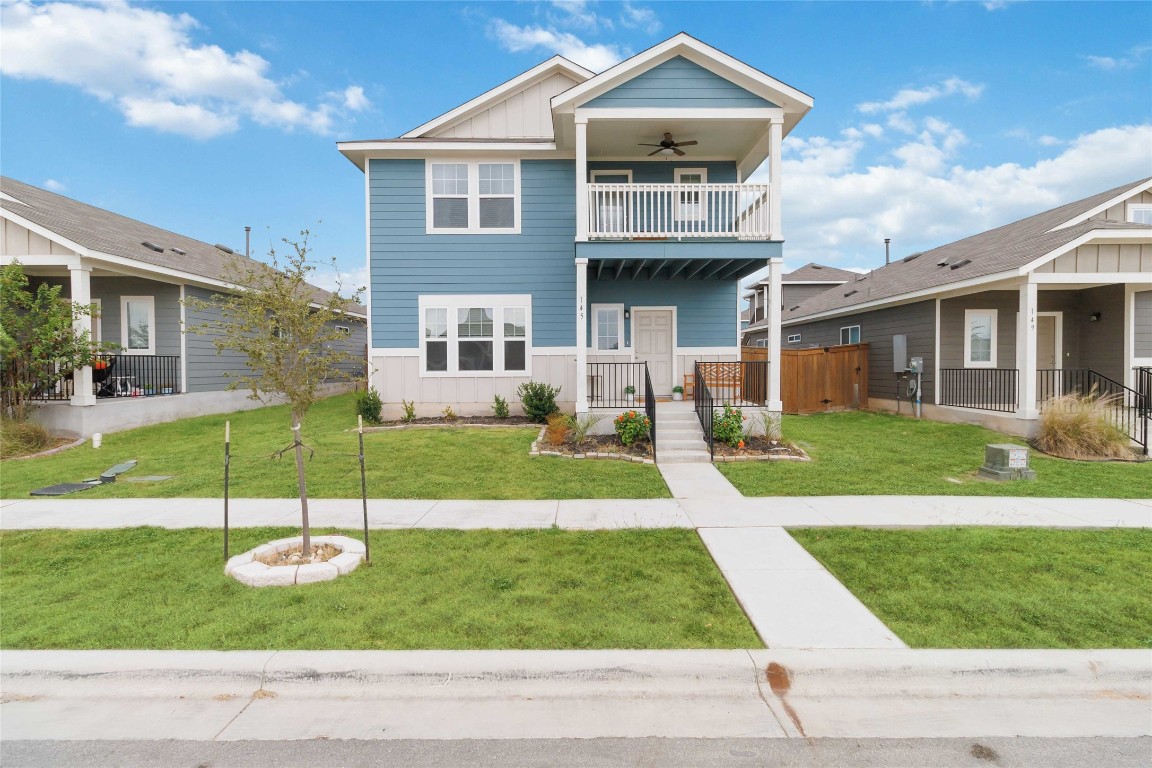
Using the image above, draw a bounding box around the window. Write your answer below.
[756,338,768,348]
[675,168,707,222]
[964,309,997,368]
[427,161,519,233]
[1127,203,1152,225]
[590,170,632,233]
[91,298,102,344]
[419,295,531,375]
[592,304,623,351]
[121,296,155,354]
[787,333,801,343]
[839,325,860,345]
[334,325,351,336]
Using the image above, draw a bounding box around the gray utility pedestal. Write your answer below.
[978,443,1037,481]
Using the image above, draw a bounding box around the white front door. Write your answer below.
[1037,313,1060,370]
[634,310,673,395]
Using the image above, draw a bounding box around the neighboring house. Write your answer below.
[0,177,368,437]
[338,33,812,419]
[762,178,1152,441]
[743,262,856,346]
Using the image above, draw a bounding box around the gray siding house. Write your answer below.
[743,262,856,345]
[338,34,813,418]
[749,179,1152,442]
[1,177,367,436]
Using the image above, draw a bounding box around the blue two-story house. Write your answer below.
[338,33,812,419]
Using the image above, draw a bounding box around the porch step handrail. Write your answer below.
[1038,368,1147,452]
[693,362,715,461]
[587,182,771,240]
[643,362,656,463]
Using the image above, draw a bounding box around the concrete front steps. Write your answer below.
[655,402,711,464]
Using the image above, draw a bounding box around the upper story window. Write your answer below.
[427,161,520,234]
[675,168,707,222]
[1127,203,1152,225]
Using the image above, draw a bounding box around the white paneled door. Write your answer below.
[634,309,673,395]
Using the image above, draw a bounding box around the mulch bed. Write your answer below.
[711,436,809,462]
[371,415,537,428]
[537,434,654,459]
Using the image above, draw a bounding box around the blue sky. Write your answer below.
[2,0,1150,293]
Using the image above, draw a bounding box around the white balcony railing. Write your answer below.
[587,183,772,240]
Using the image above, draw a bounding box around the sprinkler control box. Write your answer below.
[978,444,1037,481]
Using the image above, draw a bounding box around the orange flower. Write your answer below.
[737,440,745,449]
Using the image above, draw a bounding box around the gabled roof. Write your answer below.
[783,263,858,283]
[0,177,366,316]
[777,178,1152,325]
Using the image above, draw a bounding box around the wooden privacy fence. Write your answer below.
[742,344,869,414]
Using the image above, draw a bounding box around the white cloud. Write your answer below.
[487,19,627,71]
[1038,135,1062,147]
[340,85,370,111]
[309,265,369,297]
[1083,43,1152,71]
[619,1,660,34]
[42,178,66,192]
[858,77,984,114]
[0,0,367,139]
[548,1,606,31]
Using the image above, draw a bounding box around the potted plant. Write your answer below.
[672,385,684,401]
[161,382,174,395]
[623,384,636,405]
[144,383,154,396]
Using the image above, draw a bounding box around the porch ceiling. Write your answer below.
[585,118,763,160]
[588,255,764,281]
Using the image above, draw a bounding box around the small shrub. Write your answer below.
[672,385,684,394]
[0,419,52,459]
[355,387,383,424]
[1036,392,1132,460]
[614,410,651,447]
[754,409,783,441]
[517,381,561,423]
[401,399,416,423]
[442,405,458,422]
[713,403,746,447]
[545,412,571,445]
[565,412,604,445]
[624,385,636,395]
[492,395,510,419]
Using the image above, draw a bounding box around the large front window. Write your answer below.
[121,296,155,354]
[592,304,623,351]
[427,161,519,233]
[964,309,997,368]
[419,295,531,375]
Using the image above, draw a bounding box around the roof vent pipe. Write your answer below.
[245,226,251,259]
[884,238,891,265]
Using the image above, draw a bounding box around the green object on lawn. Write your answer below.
[98,459,137,483]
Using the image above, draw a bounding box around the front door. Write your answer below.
[1036,312,1061,401]
[634,310,673,396]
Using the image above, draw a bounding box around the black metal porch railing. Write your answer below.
[26,354,183,401]
[938,368,1019,413]
[586,362,650,409]
[1134,367,1152,417]
[1038,368,1147,452]
[694,362,715,460]
[643,363,656,463]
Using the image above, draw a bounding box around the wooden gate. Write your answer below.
[742,344,869,414]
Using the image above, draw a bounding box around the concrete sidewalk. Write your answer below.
[2,649,1148,741]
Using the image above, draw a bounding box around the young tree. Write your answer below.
[0,261,99,422]
[186,231,365,551]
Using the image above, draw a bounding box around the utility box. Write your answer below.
[978,444,1037,481]
[893,334,907,372]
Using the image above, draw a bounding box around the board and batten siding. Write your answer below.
[1,219,77,257]
[368,158,577,350]
[583,56,775,109]
[1035,242,1152,273]
[1092,189,1152,223]
[431,73,581,140]
[1136,290,1152,358]
[775,300,936,404]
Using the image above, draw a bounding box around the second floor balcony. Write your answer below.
[586,182,773,241]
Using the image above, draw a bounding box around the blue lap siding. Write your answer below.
[584,56,775,108]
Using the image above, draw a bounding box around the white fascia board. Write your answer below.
[1050,179,1152,231]
[1031,272,1151,284]
[401,57,593,139]
[338,142,565,170]
[783,280,851,285]
[574,107,783,121]
[1021,228,1152,273]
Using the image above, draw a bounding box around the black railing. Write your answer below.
[1038,368,1147,451]
[643,363,656,462]
[1135,367,1152,417]
[586,362,650,408]
[694,362,715,460]
[939,368,1018,413]
[93,354,181,398]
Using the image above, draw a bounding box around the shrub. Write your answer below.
[545,412,571,445]
[442,405,458,422]
[614,410,651,447]
[565,412,604,445]
[517,381,561,423]
[1035,392,1132,460]
[492,395,510,419]
[0,419,52,459]
[672,385,684,394]
[355,387,383,424]
[713,404,746,447]
[753,409,783,441]
[401,399,416,423]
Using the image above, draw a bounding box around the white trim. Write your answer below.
[631,306,677,393]
[1022,228,1152,272]
[1127,203,1152,225]
[1036,311,1063,370]
[1049,179,1152,231]
[369,347,421,358]
[1031,271,1152,284]
[417,294,532,377]
[178,286,187,393]
[674,168,708,223]
[120,295,156,355]
[425,159,521,235]
[591,303,625,351]
[589,169,633,183]
[786,333,801,344]
[677,345,741,356]
[364,159,374,353]
[839,325,861,345]
[963,308,997,368]
[933,297,941,406]
[573,107,784,121]
[91,297,102,344]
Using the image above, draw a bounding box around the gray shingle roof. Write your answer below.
[782,263,858,283]
[1,177,365,315]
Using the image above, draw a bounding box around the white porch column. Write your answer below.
[575,117,589,242]
[768,118,783,241]
[766,257,783,413]
[575,257,589,414]
[69,263,96,406]
[1016,278,1039,420]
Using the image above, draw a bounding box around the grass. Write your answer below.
[790,527,1152,649]
[0,393,669,499]
[719,410,1150,497]
[0,527,760,650]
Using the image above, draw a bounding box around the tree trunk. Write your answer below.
[292,416,311,551]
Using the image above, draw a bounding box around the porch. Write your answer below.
[28,354,182,402]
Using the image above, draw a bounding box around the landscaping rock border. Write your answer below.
[225,535,366,587]
[712,450,811,463]
[9,435,86,461]
[528,427,656,465]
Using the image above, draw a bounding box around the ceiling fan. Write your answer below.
[638,132,698,156]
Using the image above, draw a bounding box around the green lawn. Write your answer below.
[790,527,1152,649]
[0,394,669,499]
[720,410,1150,497]
[0,527,760,650]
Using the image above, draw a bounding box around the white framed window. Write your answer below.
[1127,203,1152,225]
[121,296,155,355]
[839,325,860,345]
[591,304,624,351]
[418,294,531,376]
[675,168,707,222]
[426,160,520,234]
[964,309,997,368]
[91,298,102,344]
[756,338,768,348]
[590,170,632,233]
[787,333,801,343]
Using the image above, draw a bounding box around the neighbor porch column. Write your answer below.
[575,116,589,242]
[768,118,783,240]
[766,257,783,413]
[1015,278,1039,420]
[69,263,96,407]
[575,257,589,414]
